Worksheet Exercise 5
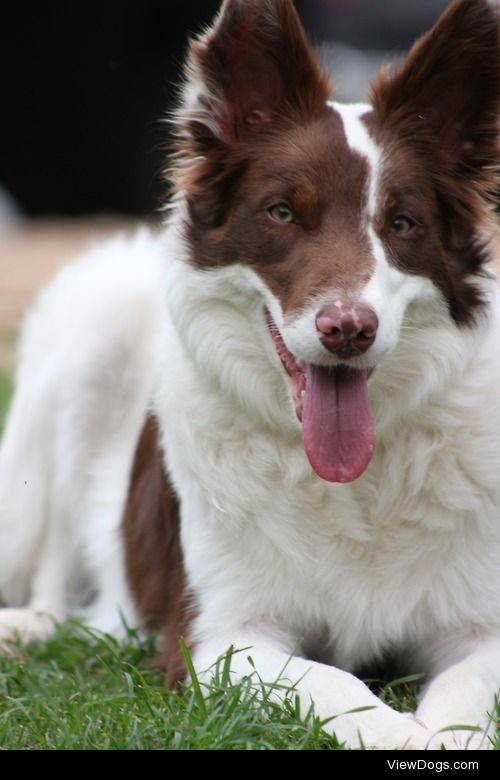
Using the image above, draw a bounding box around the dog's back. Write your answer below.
[0,229,166,633]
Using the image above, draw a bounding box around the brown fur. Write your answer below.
[186,109,374,313]
[176,0,332,165]
[369,0,500,324]
[177,0,499,324]
[122,416,191,687]
[177,0,375,313]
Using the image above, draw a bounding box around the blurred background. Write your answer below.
[0,0,449,379]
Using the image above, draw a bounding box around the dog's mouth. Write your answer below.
[266,311,376,484]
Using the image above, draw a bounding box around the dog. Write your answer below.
[0,0,499,750]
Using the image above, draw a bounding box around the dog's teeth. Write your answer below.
[300,390,306,401]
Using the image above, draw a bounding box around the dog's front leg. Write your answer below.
[193,633,433,750]
[416,636,500,750]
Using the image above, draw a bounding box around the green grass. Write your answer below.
[0,372,12,436]
[0,625,342,750]
[1,625,496,750]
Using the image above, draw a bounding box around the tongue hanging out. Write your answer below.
[301,365,376,483]
[265,311,376,483]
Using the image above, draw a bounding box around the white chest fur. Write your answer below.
[155,283,500,673]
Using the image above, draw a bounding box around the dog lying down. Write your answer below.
[0,0,499,750]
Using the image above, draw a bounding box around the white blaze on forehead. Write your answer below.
[329,100,388,286]
[327,102,403,364]
[328,102,441,363]
[329,101,382,220]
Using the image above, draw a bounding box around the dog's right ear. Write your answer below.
[371,0,499,201]
[173,0,331,166]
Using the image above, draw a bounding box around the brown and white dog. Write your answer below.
[1,0,500,750]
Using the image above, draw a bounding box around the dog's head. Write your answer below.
[171,0,499,483]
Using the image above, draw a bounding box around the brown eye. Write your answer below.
[268,204,294,223]
[391,216,415,235]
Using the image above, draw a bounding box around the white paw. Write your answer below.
[0,608,56,649]
[333,710,433,750]
[76,607,138,640]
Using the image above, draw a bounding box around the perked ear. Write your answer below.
[178,0,331,149]
[372,0,499,172]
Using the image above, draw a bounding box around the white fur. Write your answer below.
[2,206,500,748]
[151,215,500,749]
[0,229,168,637]
[1,75,500,757]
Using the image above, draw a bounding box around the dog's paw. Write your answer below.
[76,606,136,640]
[332,710,433,750]
[0,608,56,650]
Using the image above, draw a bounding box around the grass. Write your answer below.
[0,625,342,750]
[0,372,12,436]
[0,625,497,752]
[0,381,499,750]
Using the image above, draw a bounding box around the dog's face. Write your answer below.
[173,0,499,483]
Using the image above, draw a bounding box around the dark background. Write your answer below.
[0,0,449,219]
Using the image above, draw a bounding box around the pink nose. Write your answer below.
[316,303,378,358]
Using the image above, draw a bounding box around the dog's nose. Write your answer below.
[316,303,378,358]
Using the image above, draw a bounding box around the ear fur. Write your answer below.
[371,0,499,185]
[170,0,332,209]
[371,0,500,325]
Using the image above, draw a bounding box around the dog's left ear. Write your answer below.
[177,0,331,151]
[372,0,499,173]
[172,0,331,224]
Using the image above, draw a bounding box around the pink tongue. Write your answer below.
[302,365,375,483]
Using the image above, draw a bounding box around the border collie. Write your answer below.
[0,0,499,750]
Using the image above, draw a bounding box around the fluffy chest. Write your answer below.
[154,307,500,668]
[160,392,500,668]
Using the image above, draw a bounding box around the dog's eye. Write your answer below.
[268,204,294,223]
[390,216,415,235]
